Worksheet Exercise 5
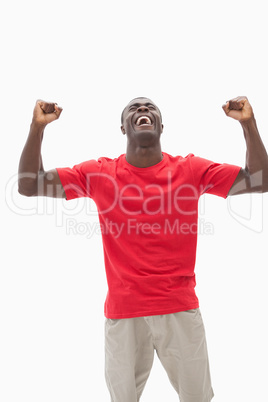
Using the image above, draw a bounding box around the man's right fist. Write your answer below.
[32,99,63,126]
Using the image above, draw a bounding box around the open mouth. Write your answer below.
[135,115,153,126]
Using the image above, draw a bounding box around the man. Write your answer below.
[18,96,268,402]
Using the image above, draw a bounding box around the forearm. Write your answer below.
[241,116,268,191]
[18,122,46,195]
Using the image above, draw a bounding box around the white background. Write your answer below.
[1,1,268,401]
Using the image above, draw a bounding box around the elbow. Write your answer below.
[263,181,268,193]
[17,171,38,197]
[261,168,268,193]
[249,170,268,193]
[18,186,36,197]
[18,179,37,197]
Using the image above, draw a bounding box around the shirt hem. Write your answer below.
[224,166,242,198]
[105,303,200,319]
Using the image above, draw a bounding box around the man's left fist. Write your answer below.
[222,96,254,122]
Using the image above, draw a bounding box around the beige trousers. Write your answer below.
[105,309,214,402]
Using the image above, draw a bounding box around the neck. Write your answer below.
[125,144,163,168]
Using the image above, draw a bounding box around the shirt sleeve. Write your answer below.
[56,159,102,200]
[189,154,242,199]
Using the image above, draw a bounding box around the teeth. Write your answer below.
[136,116,152,126]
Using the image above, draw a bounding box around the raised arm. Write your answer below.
[222,96,268,195]
[18,100,66,198]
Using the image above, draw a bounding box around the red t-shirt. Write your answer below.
[57,152,241,319]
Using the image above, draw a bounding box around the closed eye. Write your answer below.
[128,103,156,112]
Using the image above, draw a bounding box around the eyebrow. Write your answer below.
[128,102,156,109]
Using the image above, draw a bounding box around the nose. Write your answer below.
[137,105,149,113]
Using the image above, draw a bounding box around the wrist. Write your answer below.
[239,114,256,127]
[240,115,259,140]
[30,120,47,133]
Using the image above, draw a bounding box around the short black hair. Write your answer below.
[121,97,162,124]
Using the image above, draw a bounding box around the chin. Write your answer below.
[134,131,160,144]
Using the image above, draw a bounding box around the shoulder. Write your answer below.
[75,154,124,173]
[163,151,195,165]
[163,152,215,176]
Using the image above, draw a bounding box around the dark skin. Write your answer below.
[18,96,268,197]
[18,100,65,198]
[222,97,268,194]
[120,98,164,168]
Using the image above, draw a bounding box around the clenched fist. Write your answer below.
[32,99,63,127]
[222,96,254,122]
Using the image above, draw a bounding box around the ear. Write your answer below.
[121,125,126,135]
[161,124,164,134]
